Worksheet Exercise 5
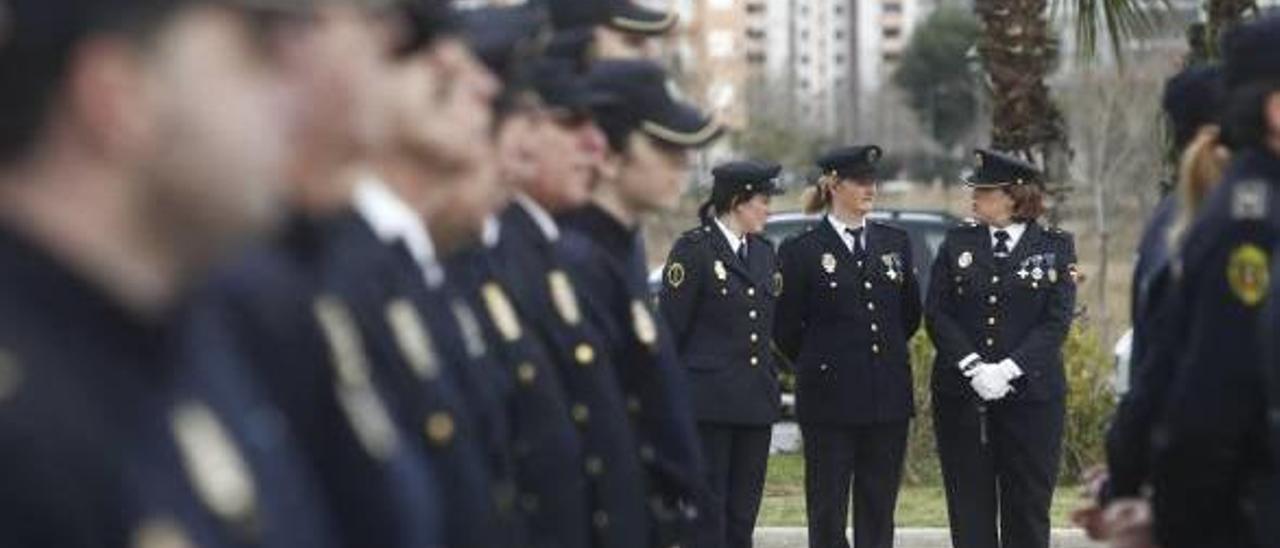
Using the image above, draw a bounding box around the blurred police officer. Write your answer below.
[926,149,1077,548]
[0,0,335,545]
[659,160,784,548]
[560,58,723,546]
[1147,14,1280,547]
[189,2,465,546]
[488,20,653,548]
[775,146,922,548]
[1096,65,1225,511]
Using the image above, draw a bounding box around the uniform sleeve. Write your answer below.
[925,235,978,361]
[899,234,923,339]
[1008,233,1078,373]
[773,239,808,363]
[658,239,703,351]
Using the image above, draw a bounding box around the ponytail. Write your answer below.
[1167,125,1230,250]
[697,199,715,226]
[801,174,837,214]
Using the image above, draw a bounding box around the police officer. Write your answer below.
[0,0,335,545]
[658,160,784,548]
[926,149,1077,548]
[1097,64,1225,511]
[1147,14,1280,547]
[775,146,922,548]
[559,58,723,546]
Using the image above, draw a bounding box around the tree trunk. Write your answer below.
[974,0,1070,226]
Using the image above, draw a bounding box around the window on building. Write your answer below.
[708,31,735,58]
[883,51,902,63]
[745,2,765,14]
[747,52,766,64]
[746,28,766,40]
[835,54,845,64]
[835,30,845,40]
[883,1,903,14]
[884,27,901,39]
[800,54,810,64]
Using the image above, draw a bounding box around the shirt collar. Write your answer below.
[989,222,1027,249]
[514,193,560,242]
[481,215,501,249]
[826,214,867,248]
[714,217,744,254]
[352,176,444,287]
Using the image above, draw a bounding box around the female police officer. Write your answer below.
[659,160,784,548]
[926,149,1077,548]
[774,146,922,548]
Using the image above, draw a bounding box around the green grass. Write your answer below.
[759,454,1082,527]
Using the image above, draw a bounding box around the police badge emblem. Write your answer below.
[548,270,582,326]
[958,251,973,269]
[821,253,837,274]
[170,402,258,531]
[714,260,727,281]
[666,262,686,289]
[772,271,784,296]
[1227,243,1269,307]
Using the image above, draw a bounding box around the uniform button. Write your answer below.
[870,323,879,333]
[867,302,876,311]
[572,403,590,425]
[521,494,540,513]
[585,456,605,477]
[872,344,880,354]
[575,344,595,366]
[750,356,759,366]
[747,287,756,297]
[627,396,642,414]
[985,338,995,347]
[593,511,609,530]
[640,445,656,462]
[991,275,1000,284]
[987,317,997,326]
[516,362,537,386]
[864,281,872,290]
[988,295,998,305]
[749,310,758,320]
[750,332,759,344]
[425,413,455,447]
[819,363,829,372]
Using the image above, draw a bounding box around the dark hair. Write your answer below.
[592,104,638,152]
[1004,184,1046,222]
[1221,79,1280,150]
[0,1,183,166]
[697,186,759,225]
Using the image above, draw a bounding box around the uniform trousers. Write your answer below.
[696,423,772,548]
[933,394,1065,548]
[801,421,908,548]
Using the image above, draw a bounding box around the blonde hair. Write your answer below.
[801,174,839,214]
[1167,126,1230,250]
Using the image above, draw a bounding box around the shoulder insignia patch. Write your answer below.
[1231,180,1269,220]
[666,262,686,289]
[1227,243,1269,307]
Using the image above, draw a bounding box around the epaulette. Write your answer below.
[783,222,823,246]
[869,220,907,236]
[1046,226,1074,241]
[679,225,710,243]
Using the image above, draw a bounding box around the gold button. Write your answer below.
[871,323,879,333]
[747,288,756,297]
[593,510,609,529]
[987,317,996,326]
[991,276,1000,284]
[575,344,595,365]
[425,413,455,446]
[640,445,656,462]
[517,362,537,385]
[988,295,998,305]
[750,333,759,344]
[585,456,605,477]
[750,356,759,366]
[872,344,880,354]
[572,404,590,425]
[864,281,872,290]
[748,310,758,320]
[867,302,876,311]
[627,396,641,414]
[986,338,995,347]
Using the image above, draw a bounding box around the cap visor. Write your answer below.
[641,102,722,147]
[610,5,677,34]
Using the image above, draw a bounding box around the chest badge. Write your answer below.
[772,271,784,296]
[958,251,973,269]
[821,253,837,274]
[714,260,728,281]
[170,402,258,533]
[548,270,582,326]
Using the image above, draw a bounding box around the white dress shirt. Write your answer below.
[827,215,867,253]
[988,222,1027,253]
[352,177,445,288]
[514,192,560,242]
[715,217,745,257]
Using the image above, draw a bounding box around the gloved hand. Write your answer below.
[967,363,1012,401]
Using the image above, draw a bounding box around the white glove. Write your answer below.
[968,363,1011,401]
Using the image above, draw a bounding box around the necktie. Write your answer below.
[737,238,748,263]
[846,228,865,258]
[994,230,1011,259]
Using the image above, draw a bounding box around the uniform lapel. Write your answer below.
[707,225,754,282]
[745,236,772,287]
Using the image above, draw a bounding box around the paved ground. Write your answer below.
[753,527,1102,548]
